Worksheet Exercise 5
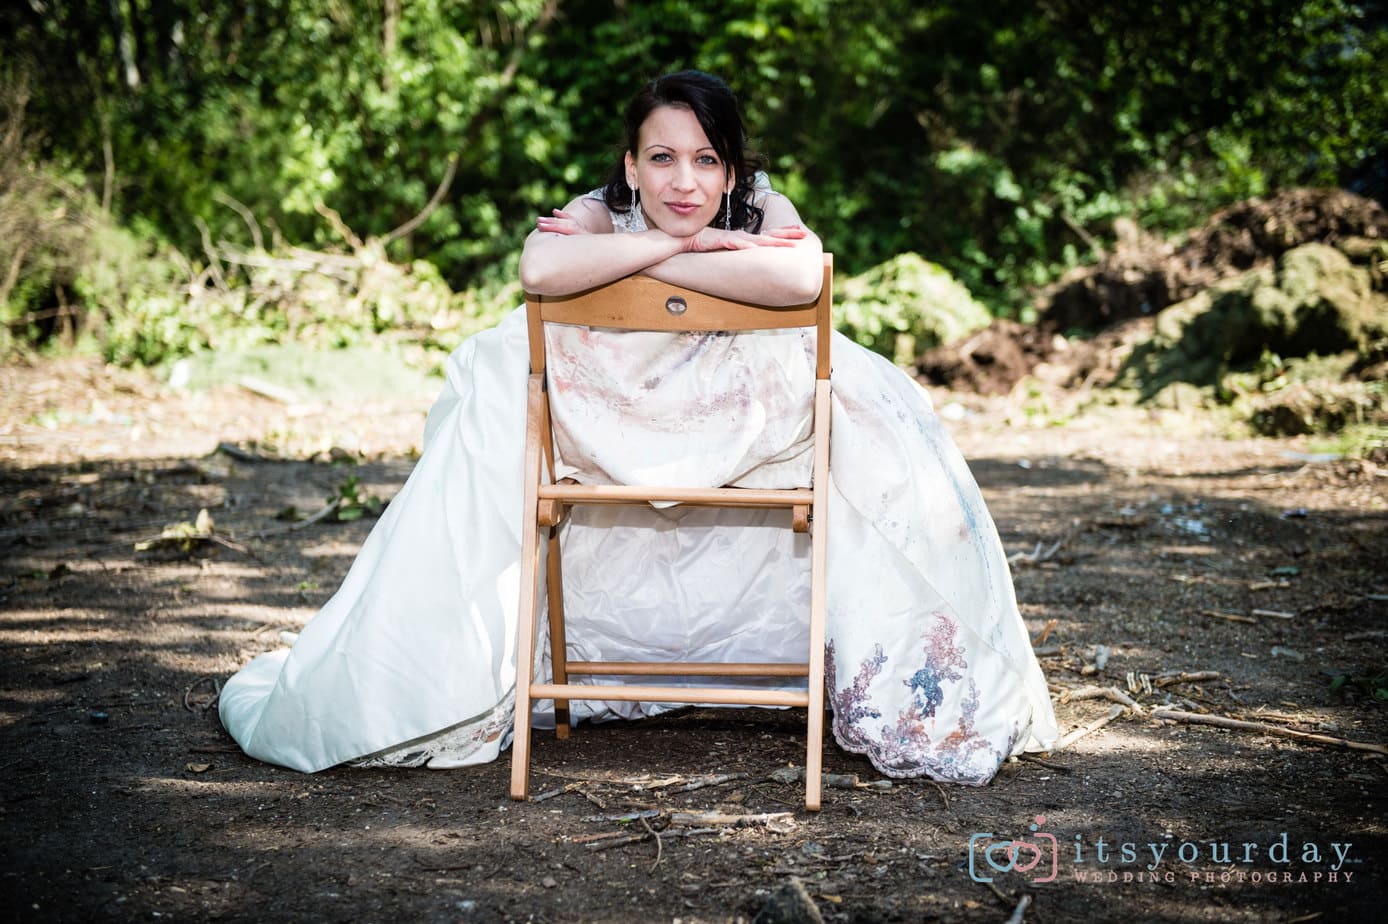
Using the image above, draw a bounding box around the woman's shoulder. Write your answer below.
[567,192,615,233]
[751,172,788,209]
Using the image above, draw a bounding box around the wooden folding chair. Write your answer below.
[510,255,833,811]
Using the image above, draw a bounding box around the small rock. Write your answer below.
[541,876,557,889]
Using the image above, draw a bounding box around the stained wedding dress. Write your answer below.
[219,191,1058,784]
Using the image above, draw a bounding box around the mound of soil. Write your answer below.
[1043,187,1388,334]
[918,188,1388,397]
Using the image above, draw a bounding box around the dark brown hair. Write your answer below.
[602,70,768,233]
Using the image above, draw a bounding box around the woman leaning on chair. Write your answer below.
[217,69,1058,784]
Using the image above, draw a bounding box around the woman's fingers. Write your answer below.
[535,209,587,235]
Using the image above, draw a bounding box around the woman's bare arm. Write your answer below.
[642,193,824,306]
[518,196,688,294]
[519,192,822,305]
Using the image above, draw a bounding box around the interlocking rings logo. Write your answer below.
[968,815,1058,883]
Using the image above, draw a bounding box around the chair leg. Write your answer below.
[510,375,546,802]
[804,380,831,812]
[805,599,826,813]
[510,529,541,801]
[545,525,571,739]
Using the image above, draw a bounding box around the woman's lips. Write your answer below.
[665,202,700,216]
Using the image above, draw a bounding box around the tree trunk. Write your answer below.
[108,0,141,90]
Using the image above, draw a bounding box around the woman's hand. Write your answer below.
[535,209,590,236]
[679,224,808,253]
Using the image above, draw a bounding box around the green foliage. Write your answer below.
[3,0,1385,324]
[1329,667,1388,702]
[330,475,384,522]
[835,254,991,365]
[134,508,217,554]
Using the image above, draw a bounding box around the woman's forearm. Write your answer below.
[519,229,685,295]
[643,240,825,306]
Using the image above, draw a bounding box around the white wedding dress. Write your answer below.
[219,192,1058,784]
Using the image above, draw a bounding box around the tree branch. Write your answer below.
[380,0,560,247]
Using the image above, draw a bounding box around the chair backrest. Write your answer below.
[513,253,834,810]
[525,254,834,382]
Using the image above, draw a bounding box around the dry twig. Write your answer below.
[1016,754,1072,774]
[668,810,796,830]
[1150,708,1388,755]
[1058,685,1143,714]
[182,676,221,712]
[1153,670,1220,688]
[639,815,664,871]
[1031,618,1058,647]
[1051,705,1124,751]
[1005,894,1033,924]
[1200,609,1257,624]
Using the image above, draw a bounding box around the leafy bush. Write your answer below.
[835,253,991,365]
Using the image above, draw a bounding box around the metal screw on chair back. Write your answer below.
[665,295,688,315]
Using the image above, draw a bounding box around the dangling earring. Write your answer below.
[724,191,732,232]
[630,183,640,213]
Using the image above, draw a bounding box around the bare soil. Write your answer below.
[2,355,1386,923]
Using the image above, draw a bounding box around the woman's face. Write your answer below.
[625,104,734,237]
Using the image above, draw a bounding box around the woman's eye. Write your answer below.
[650,153,672,163]
[697,155,719,166]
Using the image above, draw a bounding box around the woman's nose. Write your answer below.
[672,160,696,190]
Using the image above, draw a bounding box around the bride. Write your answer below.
[219,70,1057,784]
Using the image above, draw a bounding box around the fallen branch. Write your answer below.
[183,676,221,712]
[624,772,747,793]
[1153,670,1220,688]
[241,501,340,540]
[1051,705,1124,752]
[1058,685,1144,714]
[530,786,567,803]
[1031,618,1058,647]
[1079,644,1111,676]
[640,815,663,872]
[672,772,747,793]
[1199,609,1258,625]
[1016,754,1072,774]
[1005,893,1033,924]
[1150,708,1388,755]
[1008,537,1065,565]
[770,766,892,791]
[215,442,272,463]
[585,827,721,852]
[668,810,796,831]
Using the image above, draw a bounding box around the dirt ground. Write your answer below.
[1,355,1385,923]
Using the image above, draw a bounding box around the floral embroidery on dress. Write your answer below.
[825,641,886,741]
[827,613,1005,784]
